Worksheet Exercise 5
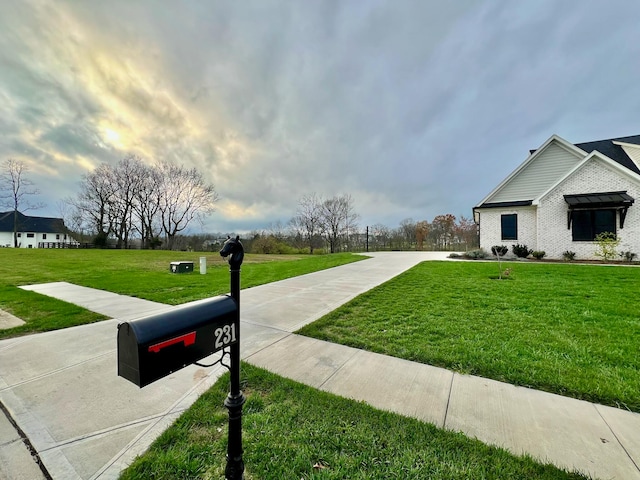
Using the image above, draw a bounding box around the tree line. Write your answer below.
[2,157,476,252]
[246,196,477,254]
[65,156,218,250]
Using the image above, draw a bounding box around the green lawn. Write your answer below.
[0,249,363,339]
[1,252,628,477]
[298,261,640,411]
[120,364,587,480]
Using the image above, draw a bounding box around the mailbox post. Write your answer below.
[219,236,245,480]
[117,235,247,479]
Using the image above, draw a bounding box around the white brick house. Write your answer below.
[473,134,640,260]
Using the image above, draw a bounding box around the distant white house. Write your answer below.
[473,134,640,259]
[0,211,77,248]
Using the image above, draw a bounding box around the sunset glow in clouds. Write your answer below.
[1,1,640,232]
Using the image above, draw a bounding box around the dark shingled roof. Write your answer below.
[574,134,640,175]
[0,211,67,233]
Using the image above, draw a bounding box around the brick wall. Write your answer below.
[478,206,537,256]
[537,158,640,260]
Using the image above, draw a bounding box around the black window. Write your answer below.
[27,233,35,238]
[572,209,616,241]
[43,234,47,239]
[501,214,517,240]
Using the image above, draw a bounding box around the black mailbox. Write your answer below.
[117,295,238,387]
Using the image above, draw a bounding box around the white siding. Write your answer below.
[620,144,640,170]
[21,232,37,248]
[488,142,583,203]
[0,231,74,248]
[477,206,537,254]
[537,158,640,259]
[0,232,12,247]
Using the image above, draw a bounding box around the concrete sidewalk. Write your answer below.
[0,252,638,479]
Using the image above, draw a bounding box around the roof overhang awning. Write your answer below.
[563,191,634,209]
[564,191,634,229]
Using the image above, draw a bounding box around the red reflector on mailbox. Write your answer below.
[117,295,237,388]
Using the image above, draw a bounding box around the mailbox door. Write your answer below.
[117,322,142,386]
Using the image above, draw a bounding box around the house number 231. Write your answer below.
[214,324,237,349]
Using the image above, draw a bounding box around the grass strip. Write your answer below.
[297,261,640,412]
[120,363,587,480]
[0,285,108,337]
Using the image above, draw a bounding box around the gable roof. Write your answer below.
[476,134,640,208]
[0,211,67,234]
[475,135,584,208]
[536,150,640,205]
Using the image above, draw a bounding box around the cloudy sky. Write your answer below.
[1,1,640,234]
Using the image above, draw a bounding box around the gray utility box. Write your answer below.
[170,261,194,273]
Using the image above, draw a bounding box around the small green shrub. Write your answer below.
[563,250,576,261]
[594,232,620,262]
[491,245,509,257]
[531,251,546,260]
[463,249,487,259]
[512,244,532,258]
[619,250,637,263]
[93,232,109,248]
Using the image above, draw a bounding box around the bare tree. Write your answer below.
[266,220,287,241]
[371,223,391,251]
[132,164,162,249]
[156,161,219,250]
[399,218,416,250]
[291,193,323,254]
[343,195,359,251]
[0,159,44,247]
[287,218,307,250]
[57,200,86,244]
[320,194,359,253]
[69,163,116,246]
[110,156,148,248]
